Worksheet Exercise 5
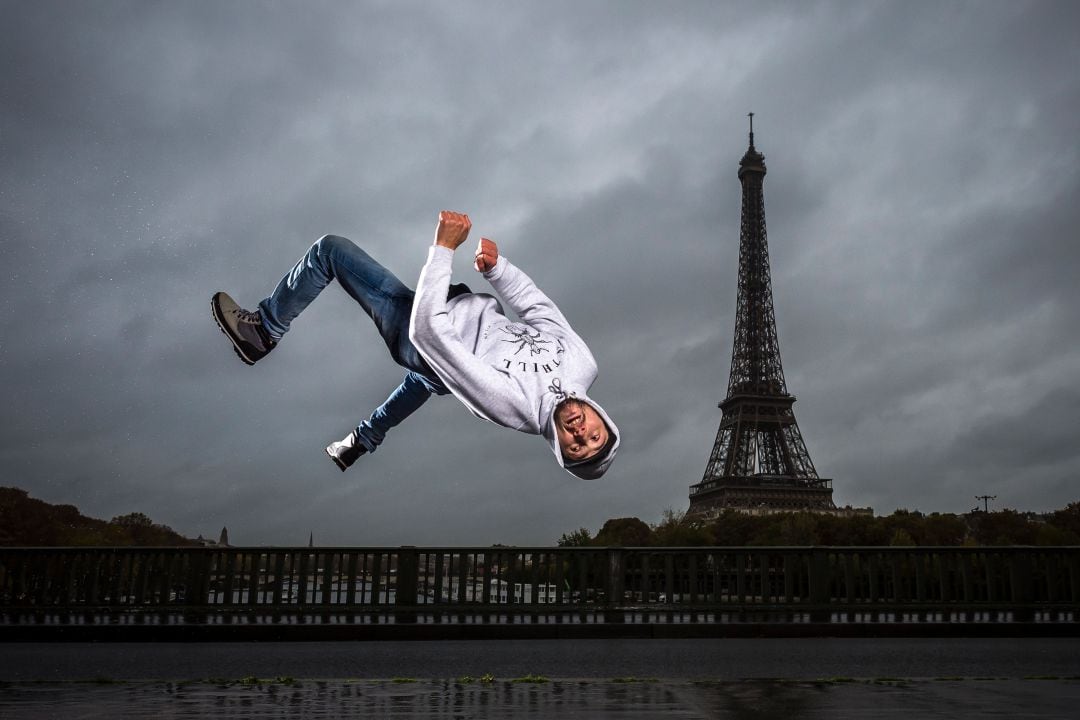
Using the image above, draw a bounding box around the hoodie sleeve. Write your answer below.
[409,246,533,431]
[483,257,592,363]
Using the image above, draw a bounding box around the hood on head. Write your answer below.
[544,395,620,480]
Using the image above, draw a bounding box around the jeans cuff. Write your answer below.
[355,422,383,453]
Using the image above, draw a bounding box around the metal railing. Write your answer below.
[2,546,1078,628]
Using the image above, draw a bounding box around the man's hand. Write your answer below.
[474,237,499,273]
[434,211,471,250]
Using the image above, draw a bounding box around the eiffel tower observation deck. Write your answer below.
[689,117,837,518]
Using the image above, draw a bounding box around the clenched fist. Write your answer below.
[434,211,471,250]
[474,237,499,273]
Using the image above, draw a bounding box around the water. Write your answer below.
[3,638,1079,718]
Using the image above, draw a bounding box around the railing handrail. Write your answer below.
[5,545,1079,552]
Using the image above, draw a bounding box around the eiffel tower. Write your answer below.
[689,116,835,517]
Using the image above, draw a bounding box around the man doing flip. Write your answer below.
[211,212,619,479]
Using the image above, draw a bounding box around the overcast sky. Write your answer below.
[2,0,1078,546]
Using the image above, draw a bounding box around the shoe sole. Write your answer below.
[210,294,258,366]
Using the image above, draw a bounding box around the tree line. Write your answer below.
[559,503,1080,547]
[6,484,1078,548]
[0,487,196,547]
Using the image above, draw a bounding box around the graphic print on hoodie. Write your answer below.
[409,245,619,479]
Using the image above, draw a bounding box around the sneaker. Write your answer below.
[211,292,276,365]
[326,429,367,472]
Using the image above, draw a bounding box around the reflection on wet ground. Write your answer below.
[2,678,1079,719]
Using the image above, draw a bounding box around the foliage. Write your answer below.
[966,509,1041,545]
[557,528,593,547]
[456,673,497,684]
[650,509,713,546]
[511,674,550,683]
[0,487,196,547]
[1047,502,1080,543]
[889,528,916,546]
[708,511,761,546]
[110,512,153,527]
[593,517,653,547]
[559,502,1080,547]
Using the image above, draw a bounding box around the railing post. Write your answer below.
[1009,549,1033,621]
[396,547,419,624]
[914,551,926,603]
[783,553,795,604]
[937,552,950,604]
[1045,553,1058,604]
[184,550,209,623]
[867,553,879,605]
[297,552,310,608]
[958,550,972,603]
[1069,552,1080,604]
[664,554,675,605]
[808,549,829,622]
[842,553,854,606]
[221,551,236,606]
[606,549,625,622]
[736,553,746,605]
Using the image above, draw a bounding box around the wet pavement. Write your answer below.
[4,637,1080,681]
[2,639,1079,718]
[2,677,1079,718]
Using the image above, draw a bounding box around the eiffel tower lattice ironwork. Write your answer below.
[689,116,834,516]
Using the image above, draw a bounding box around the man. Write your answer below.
[211,211,619,479]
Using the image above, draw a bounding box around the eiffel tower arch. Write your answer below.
[689,117,836,518]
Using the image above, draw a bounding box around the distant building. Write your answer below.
[194,527,232,547]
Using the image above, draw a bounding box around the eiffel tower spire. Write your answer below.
[689,119,834,517]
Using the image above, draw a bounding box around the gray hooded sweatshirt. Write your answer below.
[409,245,619,479]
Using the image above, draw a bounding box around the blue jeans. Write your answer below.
[258,234,450,453]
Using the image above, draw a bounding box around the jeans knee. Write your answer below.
[314,234,353,257]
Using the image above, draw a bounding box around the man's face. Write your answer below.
[555,399,609,463]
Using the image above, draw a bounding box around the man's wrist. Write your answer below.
[430,244,455,260]
[483,256,506,280]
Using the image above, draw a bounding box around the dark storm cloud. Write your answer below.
[2,0,1078,543]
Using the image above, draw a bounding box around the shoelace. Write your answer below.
[233,308,262,324]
